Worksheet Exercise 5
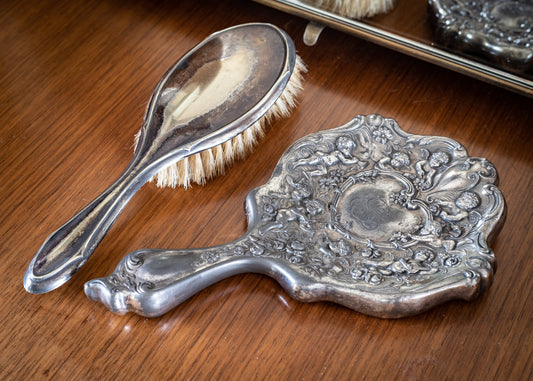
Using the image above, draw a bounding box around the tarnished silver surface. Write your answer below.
[252,0,533,96]
[85,115,506,318]
[24,23,297,294]
[429,0,533,72]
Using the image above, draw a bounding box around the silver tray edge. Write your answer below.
[253,0,533,97]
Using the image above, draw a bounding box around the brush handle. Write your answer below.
[24,161,154,294]
[83,242,304,317]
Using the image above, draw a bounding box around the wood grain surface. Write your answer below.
[1,0,532,379]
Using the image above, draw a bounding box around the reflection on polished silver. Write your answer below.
[24,23,297,294]
[429,0,533,72]
[253,0,533,96]
[85,115,506,318]
[303,21,325,46]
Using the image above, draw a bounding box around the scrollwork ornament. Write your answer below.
[108,251,155,294]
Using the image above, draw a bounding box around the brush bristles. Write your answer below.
[136,55,306,189]
[302,0,396,19]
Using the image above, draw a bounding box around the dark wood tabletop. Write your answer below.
[1,0,532,379]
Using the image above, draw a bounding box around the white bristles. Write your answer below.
[213,144,226,176]
[232,133,246,161]
[200,149,216,180]
[138,54,306,189]
[191,152,205,185]
[222,140,234,166]
[302,0,396,19]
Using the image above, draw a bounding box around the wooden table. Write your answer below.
[1,0,531,379]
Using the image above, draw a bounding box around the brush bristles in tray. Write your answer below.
[138,55,306,189]
[303,0,396,19]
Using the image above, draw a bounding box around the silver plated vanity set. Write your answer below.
[25,23,506,319]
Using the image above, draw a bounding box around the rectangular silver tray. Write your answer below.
[253,0,533,97]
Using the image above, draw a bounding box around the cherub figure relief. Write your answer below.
[434,191,480,223]
[377,151,411,170]
[414,150,451,190]
[376,248,438,276]
[293,136,367,176]
[317,234,351,272]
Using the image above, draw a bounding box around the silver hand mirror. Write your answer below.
[85,115,506,318]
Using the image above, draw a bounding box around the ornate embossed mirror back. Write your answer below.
[85,115,506,318]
